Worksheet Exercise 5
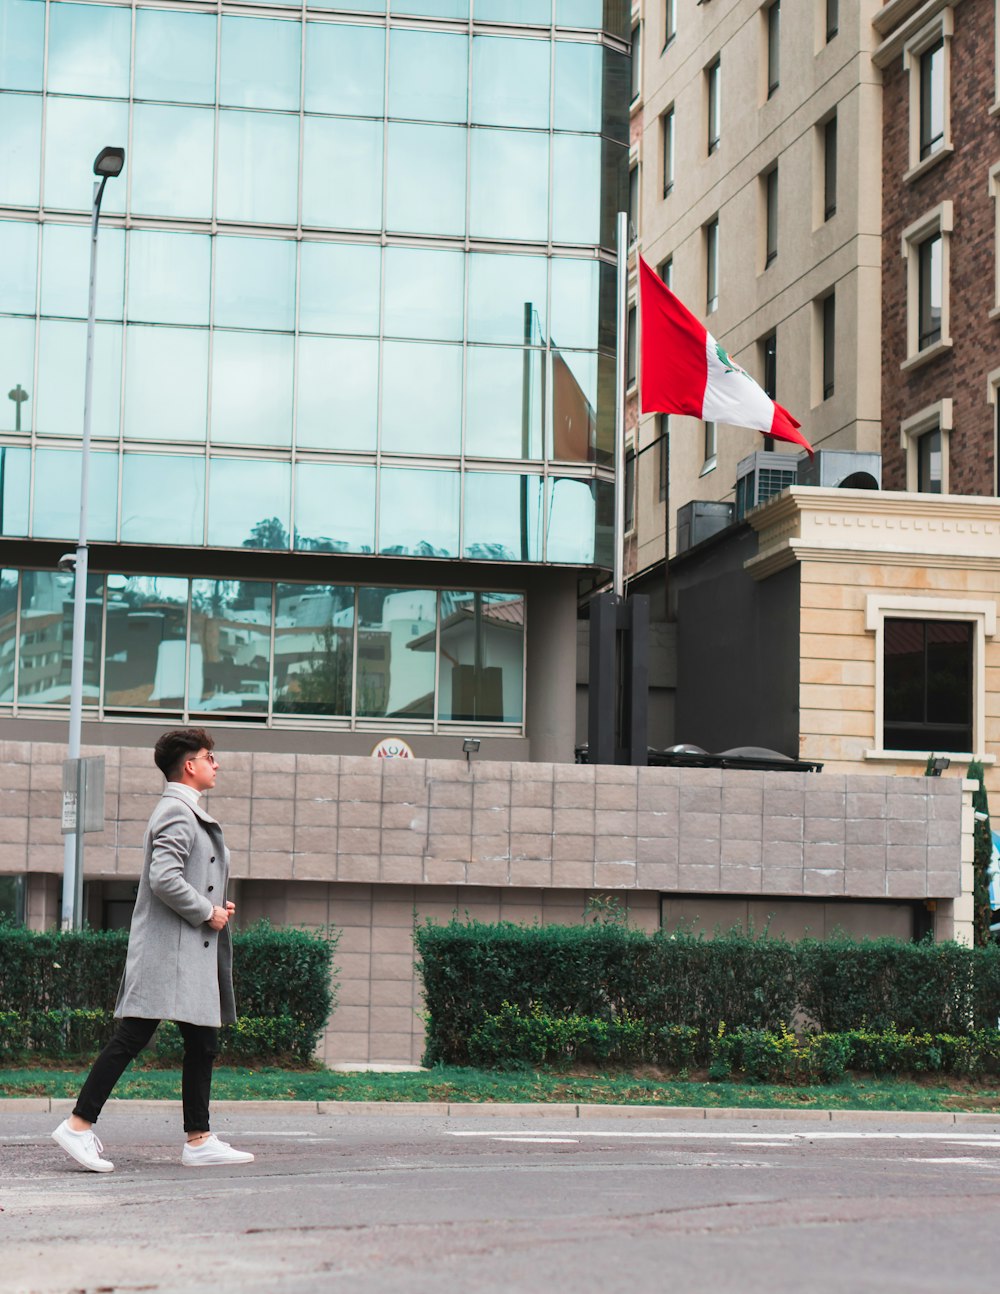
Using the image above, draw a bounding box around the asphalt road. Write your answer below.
[2,1108,998,1294]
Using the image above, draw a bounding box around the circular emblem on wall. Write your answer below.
[371,737,415,760]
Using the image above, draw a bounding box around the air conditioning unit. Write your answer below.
[734,451,801,521]
[675,500,735,555]
[796,451,881,490]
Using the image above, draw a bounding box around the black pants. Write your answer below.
[73,1018,219,1133]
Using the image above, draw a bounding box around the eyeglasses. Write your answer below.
[191,752,219,767]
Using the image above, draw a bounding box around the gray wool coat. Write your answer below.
[114,787,236,1028]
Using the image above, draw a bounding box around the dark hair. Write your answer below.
[153,728,215,780]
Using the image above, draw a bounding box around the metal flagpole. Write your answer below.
[612,211,628,600]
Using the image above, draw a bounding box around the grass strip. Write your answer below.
[2,1064,999,1113]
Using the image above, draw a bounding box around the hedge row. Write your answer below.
[415,921,1000,1065]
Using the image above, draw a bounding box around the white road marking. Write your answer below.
[905,1157,993,1166]
[447,1129,1000,1145]
[493,1137,580,1144]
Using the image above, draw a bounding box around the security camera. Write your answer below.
[57,553,77,573]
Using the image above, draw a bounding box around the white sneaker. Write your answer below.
[52,1119,114,1173]
[181,1134,254,1167]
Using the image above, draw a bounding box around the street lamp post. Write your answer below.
[61,145,125,931]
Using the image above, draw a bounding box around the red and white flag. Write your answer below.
[638,256,812,455]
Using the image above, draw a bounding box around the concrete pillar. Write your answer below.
[525,572,579,764]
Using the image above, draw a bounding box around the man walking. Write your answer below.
[52,728,254,1172]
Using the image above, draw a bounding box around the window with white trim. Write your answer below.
[665,0,677,49]
[903,9,953,181]
[705,216,719,313]
[986,367,1000,495]
[706,57,721,155]
[901,202,952,368]
[662,105,674,198]
[989,162,1000,314]
[900,398,951,494]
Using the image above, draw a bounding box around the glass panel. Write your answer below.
[47,1,130,99]
[0,220,37,315]
[214,236,296,331]
[356,586,437,719]
[386,123,466,236]
[381,342,462,455]
[920,40,944,159]
[465,347,543,459]
[134,8,216,105]
[0,93,42,206]
[294,462,376,552]
[104,575,188,710]
[217,110,299,225]
[389,28,467,123]
[555,0,604,28]
[32,447,118,541]
[299,242,380,335]
[296,337,378,452]
[472,37,549,129]
[40,223,124,320]
[207,458,291,549]
[220,16,301,112]
[0,446,30,533]
[549,349,596,461]
[127,230,211,325]
[305,22,385,116]
[918,235,942,350]
[131,105,214,219]
[0,0,45,92]
[2,348,31,432]
[547,476,598,562]
[43,97,128,213]
[550,257,599,350]
[917,429,942,493]
[19,570,102,704]
[121,453,206,546]
[190,579,271,713]
[476,0,551,20]
[553,40,602,133]
[470,129,548,241]
[467,252,547,345]
[273,582,355,716]
[551,133,601,244]
[391,0,467,16]
[0,569,16,702]
[311,0,384,10]
[383,247,464,341]
[884,618,972,751]
[927,622,972,727]
[124,326,209,443]
[302,117,382,230]
[378,468,459,556]
[462,472,542,561]
[438,591,524,722]
[210,331,294,447]
[35,320,121,438]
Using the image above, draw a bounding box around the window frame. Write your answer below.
[821,291,835,400]
[765,1,780,100]
[706,57,721,156]
[705,216,719,314]
[624,443,636,534]
[900,398,952,494]
[900,201,953,369]
[763,165,778,268]
[823,114,837,220]
[661,104,674,198]
[701,420,717,475]
[630,21,641,105]
[760,330,777,400]
[664,0,677,50]
[825,0,839,43]
[988,161,1000,316]
[903,10,954,182]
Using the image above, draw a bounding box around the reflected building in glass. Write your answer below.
[0,0,628,758]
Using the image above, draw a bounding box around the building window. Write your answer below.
[902,13,953,179]
[662,106,674,197]
[0,876,25,925]
[626,304,637,388]
[900,398,952,493]
[660,255,673,288]
[631,23,641,104]
[826,0,839,42]
[884,619,972,754]
[989,163,1000,314]
[919,38,944,161]
[702,420,717,473]
[658,413,669,501]
[628,162,639,239]
[918,234,942,350]
[705,217,719,314]
[901,202,952,366]
[764,166,778,267]
[624,446,635,533]
[761,331,777,399]
[917,427,942,493]
[706,58,721,155]
[766,2,780,99]
[823,115,837,219]
[822,292,835,399]
[665,0,677,48]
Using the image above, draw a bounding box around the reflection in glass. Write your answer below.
[302,117,382,230]
[555,0,607,29]
[379,469,459,557]
[356,586,436,719]
[389,29,467,123]
[207,458,291,549]
[299,242,380,335]
[467,252,547,345]
[211,332,293,447]
[122,454,206,546]
[381,342,462,455]
[553,40,603,133]
[472,37,549,128]
[220,16,301,112]
[437,591,524,722]
[190,579,271,713]
[0,0,45,92]
[470,129,548,241]
[294,462,375,552]
[19,570,102,704]
[551,133,602,244]
[214,236,296,331]
[127,230,211,325]
[391,0,467,15]
[465,347,543,459]
[217,111,298,225]
[296,337,378,452]
[546,476,607,564]
[305,22,384,116]
[462,472,542,562]
[274,583,355,716]
[47,2,130,98]
[104,575,188,709]
[0,319,33,433]
[41,223,124,320]
[0,93,42,207]
[549,349,596,462]
[384,247,464,341]
[0,569,15,702]
[0,221,37,314]
[549,257,599,350]
[32,448,118,542]
[131,105,214,219]
[43,98,128,213]
[134,8,216,104]
[311,0,384,10]
[386,123,466,236]
[125,326,208,442]
[35,321,121,439]
[475,0,551,19]
[0,446,30,534]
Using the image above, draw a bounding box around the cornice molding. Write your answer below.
[872,0,962,68]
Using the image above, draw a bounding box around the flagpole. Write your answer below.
[613,211,628,600]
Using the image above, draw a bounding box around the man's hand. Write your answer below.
[225,901,236,918]
[207,906,229,931]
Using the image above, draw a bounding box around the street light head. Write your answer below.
[57,553,77,574]
[93,146,125,178]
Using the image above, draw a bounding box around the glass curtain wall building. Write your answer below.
[0,0,628,746]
